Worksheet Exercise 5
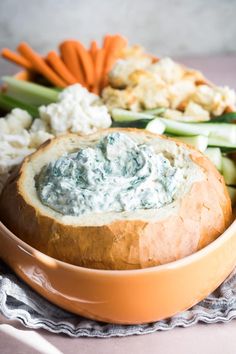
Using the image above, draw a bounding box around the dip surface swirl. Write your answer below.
[36,132,190,216]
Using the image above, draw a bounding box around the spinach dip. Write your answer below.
[36,132,193,216]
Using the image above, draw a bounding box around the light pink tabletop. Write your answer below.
[1,55,236,354]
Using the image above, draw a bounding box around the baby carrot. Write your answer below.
[103,34,112,51]
[89,40,98,63]
[104,35,127,73]
[17,42,67,87]
[94,48,105,93]
[60,41,85,85]
[89,40,98,91]
[101,35,127,88]
[1,48,33,70]
[46,51,77,85]
[90,84,99,95]
[75,41,94,87]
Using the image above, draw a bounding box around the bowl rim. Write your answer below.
[1,217,236,276]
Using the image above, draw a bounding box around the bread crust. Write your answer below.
[0,129,232,270]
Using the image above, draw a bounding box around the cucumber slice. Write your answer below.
[159,118,208,136]
[227,186,236,207]
[145,118,166,134]
[111,119,150,129]
[222,157,236,185]
[204,148,222,171]
[159,118,236,144]
[170,135,208,152]
[111,108,154,122]
[208,137,236,153]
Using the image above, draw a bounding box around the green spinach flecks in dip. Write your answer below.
[36,132,187,216]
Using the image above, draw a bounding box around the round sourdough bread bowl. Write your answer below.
[0,128,232,270]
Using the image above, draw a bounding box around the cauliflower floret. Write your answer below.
[183,101,210,121]
[29,131,53,148]
[133,76,170,109]
[0,85,113,192]
[168,80,196,109]
[4,108,32,133]
[105,48,236,118]
[28,118,54,148]
[163,109,183,120]
[102,86,139,111]
[191,85,216,109]
[59,83,99,104]
[0,119,10,134]
[182,68,207,84]
[0,130,34,175]
[149,58,184,84]
[40,84,112,135]
[128,69,165,87]
[0,108,51,187]
[191,85,236,116]
[109,56,152,88]
[30,117,49,133]
[0,108,34,178]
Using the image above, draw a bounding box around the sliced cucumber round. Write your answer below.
[145,118,166,135]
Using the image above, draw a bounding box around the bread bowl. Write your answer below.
[0,128,232,270]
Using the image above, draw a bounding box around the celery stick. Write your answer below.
[142,107,166,115]
[204,148,222,171]
[159,118,209,136]
[208,137,236,152]
[0,93,39,117]
[2,76,59,106]
[111,108,154,122]
[159,118,236,144]
[171,135,208,152]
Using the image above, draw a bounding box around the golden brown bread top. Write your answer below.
[0,128,232,269]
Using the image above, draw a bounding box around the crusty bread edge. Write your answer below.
[0,128,232,270]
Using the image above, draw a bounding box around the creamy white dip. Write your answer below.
[36,132,197,216]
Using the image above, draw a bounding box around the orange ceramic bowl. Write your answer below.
[1,70,236,324]
[1,218,236,324]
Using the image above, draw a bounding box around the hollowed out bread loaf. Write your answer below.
[0,128,232,270]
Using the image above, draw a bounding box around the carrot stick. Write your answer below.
[17,42,67,87]
[75,41,94,87]
[103,34,112,50]
[60,41,85,85]
[90,84,99,95]
[89,40,98,63]
[46,51,77,85]
[104,35,127,73]
[101,35,127,88]
[94,48,105,93]
[100,35,114,88]
[89,41,99,93]
[1,48,33,70]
